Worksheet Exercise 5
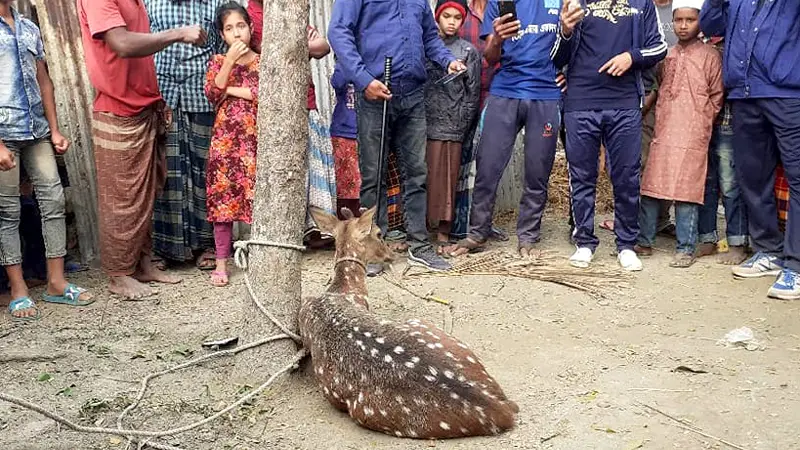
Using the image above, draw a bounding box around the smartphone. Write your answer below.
[498,0,517,22]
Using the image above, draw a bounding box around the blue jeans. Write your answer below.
[697,123,748,246]
[639,196,698,254]
[356,89,430,252]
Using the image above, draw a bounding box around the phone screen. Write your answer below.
[498,0,517,22]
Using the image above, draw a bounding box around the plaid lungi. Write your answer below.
[776,164,789,232]
[306,109,338,231]
[387,151,404,232]
[152,110,215,261]
[93,106,166,276]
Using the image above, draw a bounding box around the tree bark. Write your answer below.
[233,0,310,381]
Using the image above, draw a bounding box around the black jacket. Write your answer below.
[424,36,481,142]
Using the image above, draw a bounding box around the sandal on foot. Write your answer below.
[446,237,487,257]
[196,250,216,271]
[489,226,510,242]
[670,253,696,268]
[42,284,94,307]
[599,219,614,232]
[8,297,41,322]
[210,271,229,287]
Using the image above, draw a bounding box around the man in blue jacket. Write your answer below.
[552,0,667,271]
[701,0,800,300]
[329,0,465,275]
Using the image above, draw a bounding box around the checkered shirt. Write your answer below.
[145,0,224,112]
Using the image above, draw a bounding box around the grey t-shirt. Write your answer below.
[644,2,678,92]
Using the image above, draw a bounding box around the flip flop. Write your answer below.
[196,250,216,271]
[8,297,41,322]
[446,236,487,257]
[210,270,229,287]
[489,226,510,242]
[599,219,614,232]
[41,283,95,307]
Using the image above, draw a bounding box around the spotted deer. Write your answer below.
[298,207,519,439]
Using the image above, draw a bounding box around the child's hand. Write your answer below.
[493,14,520,41]
[364,80,392,101]
[0,142,15,171]
[225,41,250,65]
[51,130,70,154]
[599,52,633,77]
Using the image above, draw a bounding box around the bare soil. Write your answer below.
[1,215,799,450]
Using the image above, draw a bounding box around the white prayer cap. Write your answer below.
[672,0,705,11]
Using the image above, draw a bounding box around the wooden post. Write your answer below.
[234,0,310,380]
[33,0,100,264]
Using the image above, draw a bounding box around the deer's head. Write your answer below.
[309,207,394,265]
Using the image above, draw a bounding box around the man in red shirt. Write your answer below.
[77,0,206,299]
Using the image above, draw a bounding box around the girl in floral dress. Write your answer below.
[204,3,259,287]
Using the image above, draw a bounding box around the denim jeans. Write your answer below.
[639,196,698,254]
[356,89,430,252]
[0,138,67,266]
[697,123,748,246]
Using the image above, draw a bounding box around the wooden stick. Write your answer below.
[637,402,749,450]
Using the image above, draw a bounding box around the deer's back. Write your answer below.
[298,293,518,439]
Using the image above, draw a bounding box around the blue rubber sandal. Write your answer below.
[8,297,41,322]
[41,283,94,307]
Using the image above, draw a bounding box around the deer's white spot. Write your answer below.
[467,356,477,364]
[393,346,404,354]
[418,339,428,344]
[428,366,438,376]
[439,421,451,430]
[347,333,353,340]
[323,387,329,394]
[411,356,420,363]
[404,361,415,369]
[478,417,486,425]
[394,431,403,437]
[424,375,436,382]
[379,409,388,417]
[370,348,379,357]
[358,392,364,402]
[457,342,469,349]
[383,354,393,363]
[450,392,460,400]
[333,392,340,399]
[460,427,469,434]
[444,370,454,379]
[413,397,427,406]
[353,326,360,332]
[458,375,467,383]
[395,395,404,404]
[409,331,422,337]
[434,343,444,348]
[375,337,386,344]
[426,343,436,349]
[334,377,340,384]
[481,389,491,397]
[407,429,418,438]
[402,406,411,415]
[360,373,367,382]
[445,351,457,360]
[379,319,391,325]
[364,407,374,417]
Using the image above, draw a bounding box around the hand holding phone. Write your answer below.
[494,0,520,41]
[498,0,517,21]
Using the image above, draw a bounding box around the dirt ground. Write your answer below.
[1,214,799,450]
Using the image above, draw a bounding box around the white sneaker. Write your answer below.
[569,247,594,268]
[618,249,643,272]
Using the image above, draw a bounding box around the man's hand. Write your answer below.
[51,130,70,154]
[0,143,15,171]
[448,59,467,74]
[559,0,585,38]
[599,52,633,76]
[225,41,249,66]
[556,73,567,93]
[163,107,174,130]
[179,25,208,46]
[492,14,521,41]
[364,80,392,101]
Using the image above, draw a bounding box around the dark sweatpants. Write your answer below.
[565,109,642,252]
[468,96,560,245]
[732,99,800,272]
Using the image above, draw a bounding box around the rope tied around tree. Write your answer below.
[232,239,307,344]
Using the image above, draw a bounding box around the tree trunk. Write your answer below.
[234,0,310,381]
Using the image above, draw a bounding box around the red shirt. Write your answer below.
[458,5,496,110]
[247,1,316,110]
[77,0,162,117]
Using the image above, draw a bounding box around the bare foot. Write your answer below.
[109,276,155,300]
[718,246,747,265]
[696,242,717,258]
[518,244,538,258]
[134,268,182,284]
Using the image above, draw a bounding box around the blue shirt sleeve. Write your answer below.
[480,1,499,40]
[328,0,375,92]
[421,3,455,70]
[630,0,668,69]
[700,0,729,38]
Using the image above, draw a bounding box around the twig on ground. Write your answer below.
[628,388,693,393]
[540,431,562,443]
[636,402,748,450]
[0,328,17,339]
[0,352,68,363]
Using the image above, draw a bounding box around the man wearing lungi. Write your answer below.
[78,0,207,299]
[701,0,800,300]
[145,0,223,271]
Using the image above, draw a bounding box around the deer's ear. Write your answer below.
[354,207,377,236]
[340,207,355,220]
[309,207,339,235]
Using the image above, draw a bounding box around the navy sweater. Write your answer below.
[551,0,667,112]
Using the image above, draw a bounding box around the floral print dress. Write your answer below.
[204,54,260,224]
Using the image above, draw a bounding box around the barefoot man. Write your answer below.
[77,0,207,299]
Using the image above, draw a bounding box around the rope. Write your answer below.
[232,239,305,343]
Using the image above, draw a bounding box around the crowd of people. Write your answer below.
[0,0,797,321]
